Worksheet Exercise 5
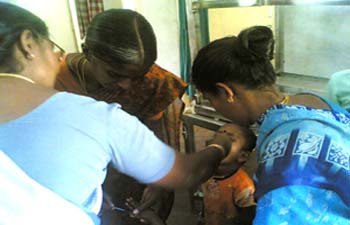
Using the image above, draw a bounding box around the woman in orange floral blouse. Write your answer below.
[54,9,187,225]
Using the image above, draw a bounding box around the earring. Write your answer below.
[227,97,234,103]
[26,52,35,59]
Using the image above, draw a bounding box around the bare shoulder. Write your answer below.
[288,94,331,110]
[0,82,58,123]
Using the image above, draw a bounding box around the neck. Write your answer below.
[243,86,284,123]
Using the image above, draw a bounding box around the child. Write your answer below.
[202,124,257,225]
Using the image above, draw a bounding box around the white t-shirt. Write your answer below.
[0,150,95,225]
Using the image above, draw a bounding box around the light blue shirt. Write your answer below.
[0,92,175,210]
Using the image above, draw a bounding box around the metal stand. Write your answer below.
[182,112,226,154]
[181,112,226,213]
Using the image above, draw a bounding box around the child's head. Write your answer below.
[214,124,256,178]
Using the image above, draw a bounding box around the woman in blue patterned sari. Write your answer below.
[191,25,350,224]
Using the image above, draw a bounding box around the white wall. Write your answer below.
[208,6,275,41]
[4,0,78,53]
[280,6,350,78]
[136,1,180,75]
[104,0,181,75]
[7,0,182,75]
[103,0,122,9]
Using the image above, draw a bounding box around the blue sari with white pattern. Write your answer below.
[253,98,350,225]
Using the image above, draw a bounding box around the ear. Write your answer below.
[237,151,250,164]
[216,82,235,103]
[18,30,37,60]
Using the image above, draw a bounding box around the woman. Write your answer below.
[327,69,350,112]
[191,26,350,224]
[55,9,187,146]
[0,3,240,224]
[54,9,187,224]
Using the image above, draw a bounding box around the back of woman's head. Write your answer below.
[0,2,48,72]
[84,9,157,69]
[192,26,276,94]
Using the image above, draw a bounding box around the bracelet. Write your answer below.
[207,144,228,158]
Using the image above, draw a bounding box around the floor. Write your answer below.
[167,126,215,225]
[166,190,199,225]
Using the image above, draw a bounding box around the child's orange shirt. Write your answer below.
[202,168,255,225]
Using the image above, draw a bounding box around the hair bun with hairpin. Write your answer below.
[236,26,274,63]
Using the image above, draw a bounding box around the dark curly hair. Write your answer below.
[191,26,276,94]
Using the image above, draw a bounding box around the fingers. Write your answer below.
[141,187,150,202]
[135,199,155,215]
[217,125,239,141]
[138,186,164,213]
[125,196,151,215]
[208,131,233,154]
[125,197,138,209]
[125,198,146,223]
[141,186,153,204]
[125,198,165,225]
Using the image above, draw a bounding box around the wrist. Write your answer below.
[206,143,228,158]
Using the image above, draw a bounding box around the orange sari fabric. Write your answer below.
[55,53,188,150]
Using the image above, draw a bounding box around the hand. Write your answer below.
[132,186,164,215]
[216,123,255,165]
[206,130,234,157]
[126,197,165,225]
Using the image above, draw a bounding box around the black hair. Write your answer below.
[191,26,276,94]
[84,9,157,70]
[0,2,48,73]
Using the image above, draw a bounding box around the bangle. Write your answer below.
[207,144,228,158]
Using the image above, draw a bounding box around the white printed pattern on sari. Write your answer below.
[293,132,323,169]
[259,134,289,163]
[293,132,323,158]
[326,143,350,170]
[259,132,350,171]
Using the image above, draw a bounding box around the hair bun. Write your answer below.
[237,26,274,62]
